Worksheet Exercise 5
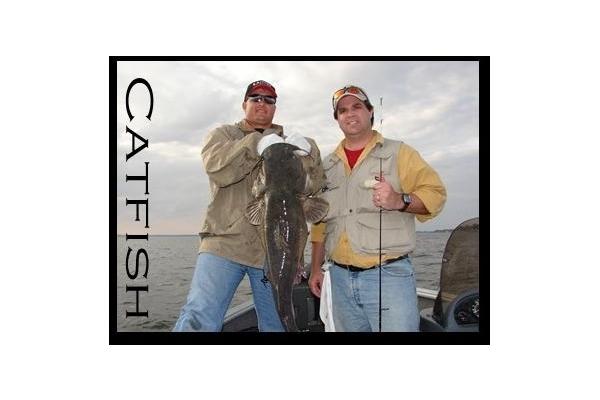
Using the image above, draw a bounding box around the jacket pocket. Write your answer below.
[355,213,412,253]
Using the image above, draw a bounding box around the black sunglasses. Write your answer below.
[247,94,276,105]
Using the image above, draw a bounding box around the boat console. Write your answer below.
[419,218,480,332]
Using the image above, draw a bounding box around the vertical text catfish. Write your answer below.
[123,78,153,318]
[246,143,328,332]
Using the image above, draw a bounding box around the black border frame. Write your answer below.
[110,56,490,345]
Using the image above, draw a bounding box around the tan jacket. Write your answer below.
[199,120,326,268]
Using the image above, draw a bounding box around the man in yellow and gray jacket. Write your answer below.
[173,80,325,332]
[308,85,446,332]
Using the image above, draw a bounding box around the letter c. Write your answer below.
[125,78,154,121]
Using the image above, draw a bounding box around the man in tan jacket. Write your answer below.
[173,80,325,332]
[309,85,447,332]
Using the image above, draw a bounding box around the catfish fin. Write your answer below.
[252,163,267,198]
[303,197,329,223]
[245,198,265,225]
[294,253,307,285]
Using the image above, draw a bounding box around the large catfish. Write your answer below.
[246,142,328,332]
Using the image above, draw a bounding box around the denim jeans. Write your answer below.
[329,256,419,332]
[173,252,284,332]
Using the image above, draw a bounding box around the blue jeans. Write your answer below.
[173,252,284,332]
[329,257,419,332]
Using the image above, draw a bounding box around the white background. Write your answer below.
[2,1,599,399]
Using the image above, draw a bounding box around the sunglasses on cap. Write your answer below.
[245,80,277,99]
[247,94,276,105]
[332,86,369,110]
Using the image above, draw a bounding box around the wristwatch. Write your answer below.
[399,193,412,212]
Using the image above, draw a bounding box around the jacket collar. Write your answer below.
[368,131,395,159]
[237,119,284,135]
[329,130,392,165]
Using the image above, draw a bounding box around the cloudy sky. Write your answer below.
[116,60,479,234]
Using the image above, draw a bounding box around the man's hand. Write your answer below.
[285,133,311,156]
[308,268,324,298]
[372,175,402,210]
[257,133,284,155]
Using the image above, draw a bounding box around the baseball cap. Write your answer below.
[244,80,277,100]
[332,85,371,111]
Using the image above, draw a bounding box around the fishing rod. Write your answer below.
[378,96,383,333]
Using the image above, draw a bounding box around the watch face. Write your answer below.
[403,193,412,204]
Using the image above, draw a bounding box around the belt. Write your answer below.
[334,254,408,272]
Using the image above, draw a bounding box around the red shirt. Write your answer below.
[344,147,364,169]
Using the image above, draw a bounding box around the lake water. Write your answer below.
[116,231,451,332]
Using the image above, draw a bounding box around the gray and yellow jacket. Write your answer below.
[199,120,326,268]
[312,131,446,267]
